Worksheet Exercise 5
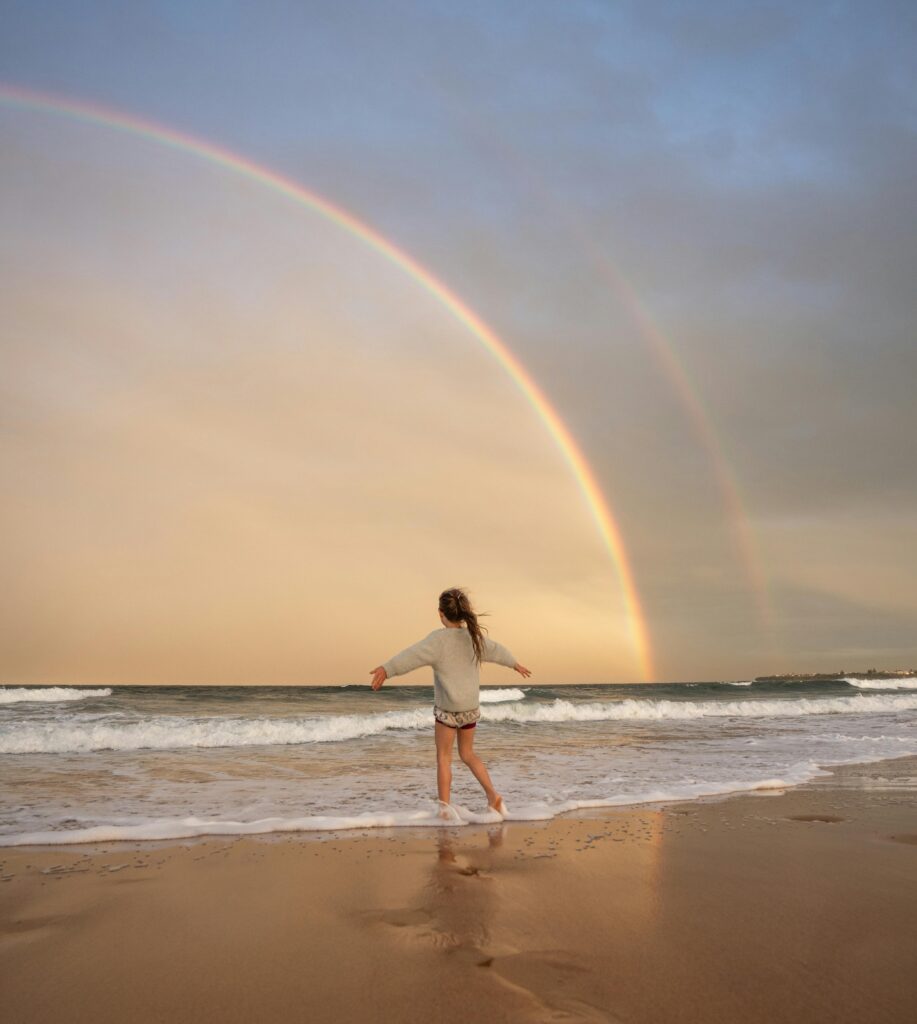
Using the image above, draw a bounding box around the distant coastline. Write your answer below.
[755,668,916,682]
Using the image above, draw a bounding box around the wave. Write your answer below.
[0,707,433,754]
[0,686,112,705]
[482,693,917,724]
[479,687,525,703]
[724,680,754,686]
[0,764,832,846]
[1,692,914,754]
[845,677,917,691]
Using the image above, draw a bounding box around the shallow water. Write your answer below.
[1,678,915,844]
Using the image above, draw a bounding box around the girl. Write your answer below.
[370,587,531,819]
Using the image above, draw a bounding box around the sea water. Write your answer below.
[1,678,915,845]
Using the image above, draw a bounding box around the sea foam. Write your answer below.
[1,692,914,754]
[0,764,829,847]
[0,686,112,704]
[480,692,917,724]
[0,707,433,754]
[479,687,526,703]
[845,677,917,690]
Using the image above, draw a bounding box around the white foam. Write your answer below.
[0,707,433,754]
[2,692,914,754]
[483,692,917,725]
[845,677,917,690]
[0,765,835,847]
[0,803,505,846]
[0,686,112,704]
[479,687,525,703]
[725,680,754,686]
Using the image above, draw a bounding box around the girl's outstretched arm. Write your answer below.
[370,630,441,690]
[482,636,517,668]
[482,636,532,677]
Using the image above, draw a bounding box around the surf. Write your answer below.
[0,763,832,847]
[2,692,915,754]
[0,686,112,704]
[844,677,917,690]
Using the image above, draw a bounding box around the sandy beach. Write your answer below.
[1,754,915,1023]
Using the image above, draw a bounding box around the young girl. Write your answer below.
[370,587,531,819]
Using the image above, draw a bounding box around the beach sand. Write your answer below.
[2,754,915,1024]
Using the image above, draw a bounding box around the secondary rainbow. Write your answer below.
[591,258,775,632]
[445,108,775,635]
[0,82,655,681]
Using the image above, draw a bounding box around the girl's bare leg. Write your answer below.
[457,728,502,809]
[434,722,456,805]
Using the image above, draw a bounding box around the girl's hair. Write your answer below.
[439,586,490,666]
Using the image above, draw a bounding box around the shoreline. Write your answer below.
[1,746,914,849]
[2,753,915,1022]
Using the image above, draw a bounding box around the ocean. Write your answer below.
[1,678,915,846]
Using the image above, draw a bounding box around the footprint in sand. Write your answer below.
[786,814,845,823]
[364,907,432,929]
[0,913,70,952]
[488,950,618,1023]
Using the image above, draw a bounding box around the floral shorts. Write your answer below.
[433,705,481,730]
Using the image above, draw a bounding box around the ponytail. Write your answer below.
[439,586,490,665]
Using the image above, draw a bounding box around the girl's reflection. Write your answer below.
[421,826,507,959]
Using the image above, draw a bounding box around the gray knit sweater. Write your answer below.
[382,626,517,712]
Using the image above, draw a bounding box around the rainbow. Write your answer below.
[581,251,773,626]
[444,110,775,634]
[592,262,774,631]
[0,82,655,680]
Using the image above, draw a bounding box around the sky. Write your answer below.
[1,0,915,684]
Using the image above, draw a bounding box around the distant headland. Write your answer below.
[754,668,916,682]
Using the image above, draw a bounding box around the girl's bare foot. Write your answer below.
[438,800,456,822]
[488,795,506,817]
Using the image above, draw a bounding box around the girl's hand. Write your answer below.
[513,663,532,678]
[370,666,387,690]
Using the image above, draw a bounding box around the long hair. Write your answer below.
[439,586,490,666]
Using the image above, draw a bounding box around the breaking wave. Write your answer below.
[1,692,914,754]
[845,677,917,691]
[0,687,112,705]
[479,688,525,703]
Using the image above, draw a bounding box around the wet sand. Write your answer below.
[1,754,915,1023]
